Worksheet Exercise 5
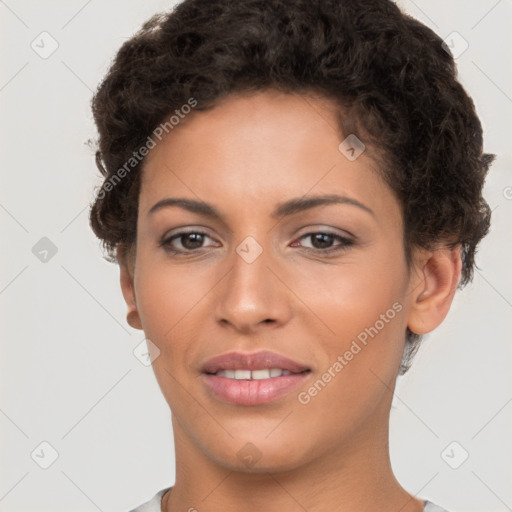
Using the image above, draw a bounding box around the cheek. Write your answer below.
[292,279,407,442]
[133,248,200,352]
[292,248,408,342]
[291,252,408,396]
[132,252,207,407]
[132,244,228,376]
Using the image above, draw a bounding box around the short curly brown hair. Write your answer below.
[89,0,494,373]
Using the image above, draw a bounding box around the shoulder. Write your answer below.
[127,487,172,512]
[423,500,452,512]
[127,490,449,512]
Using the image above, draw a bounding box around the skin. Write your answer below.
[117,89,461,512]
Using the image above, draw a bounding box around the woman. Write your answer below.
[89,0,493,510]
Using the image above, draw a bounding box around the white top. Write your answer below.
[128,487,451,512]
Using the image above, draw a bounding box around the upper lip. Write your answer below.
[201,350,311,374]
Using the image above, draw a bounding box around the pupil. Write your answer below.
[183,233,203,249]
[312,233,332,249]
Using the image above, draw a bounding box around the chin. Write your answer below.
[199,431,313,474]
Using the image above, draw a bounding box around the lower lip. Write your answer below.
[202,372,311,406]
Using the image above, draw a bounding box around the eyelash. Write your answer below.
[159,230,354,256]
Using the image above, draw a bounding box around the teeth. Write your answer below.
[252,369,271,380]
[215,368,293,379]
[234,369,251,380]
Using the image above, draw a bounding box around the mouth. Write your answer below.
[210,368,305,379]
[201,351,312,406]
[201,350,311,374]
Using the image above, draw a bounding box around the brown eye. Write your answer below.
[309,233,335,249]
[177,232,206,250]
[160,230,216,254]
[292,232,354,254]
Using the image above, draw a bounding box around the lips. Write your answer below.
[201,350,311,375]
[201,350,312,406]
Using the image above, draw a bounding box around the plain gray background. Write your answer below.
[1,1,511,511]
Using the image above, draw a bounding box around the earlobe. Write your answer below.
[116,245,143,330]
[407,246,462,335]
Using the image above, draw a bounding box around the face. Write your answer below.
[121,89,434,473]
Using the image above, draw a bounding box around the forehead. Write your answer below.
[139,90,397,220]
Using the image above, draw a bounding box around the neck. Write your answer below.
[163,404,424,512]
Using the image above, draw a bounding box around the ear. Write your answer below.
[407,246,462,335]
[116,245,143,330]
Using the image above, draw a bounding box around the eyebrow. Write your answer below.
[148,194,375,220]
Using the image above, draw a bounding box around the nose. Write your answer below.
[214,240,293,334]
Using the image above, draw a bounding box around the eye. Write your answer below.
[160,229,354,256]
[160,230,218,254]
[291,231,354,253]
